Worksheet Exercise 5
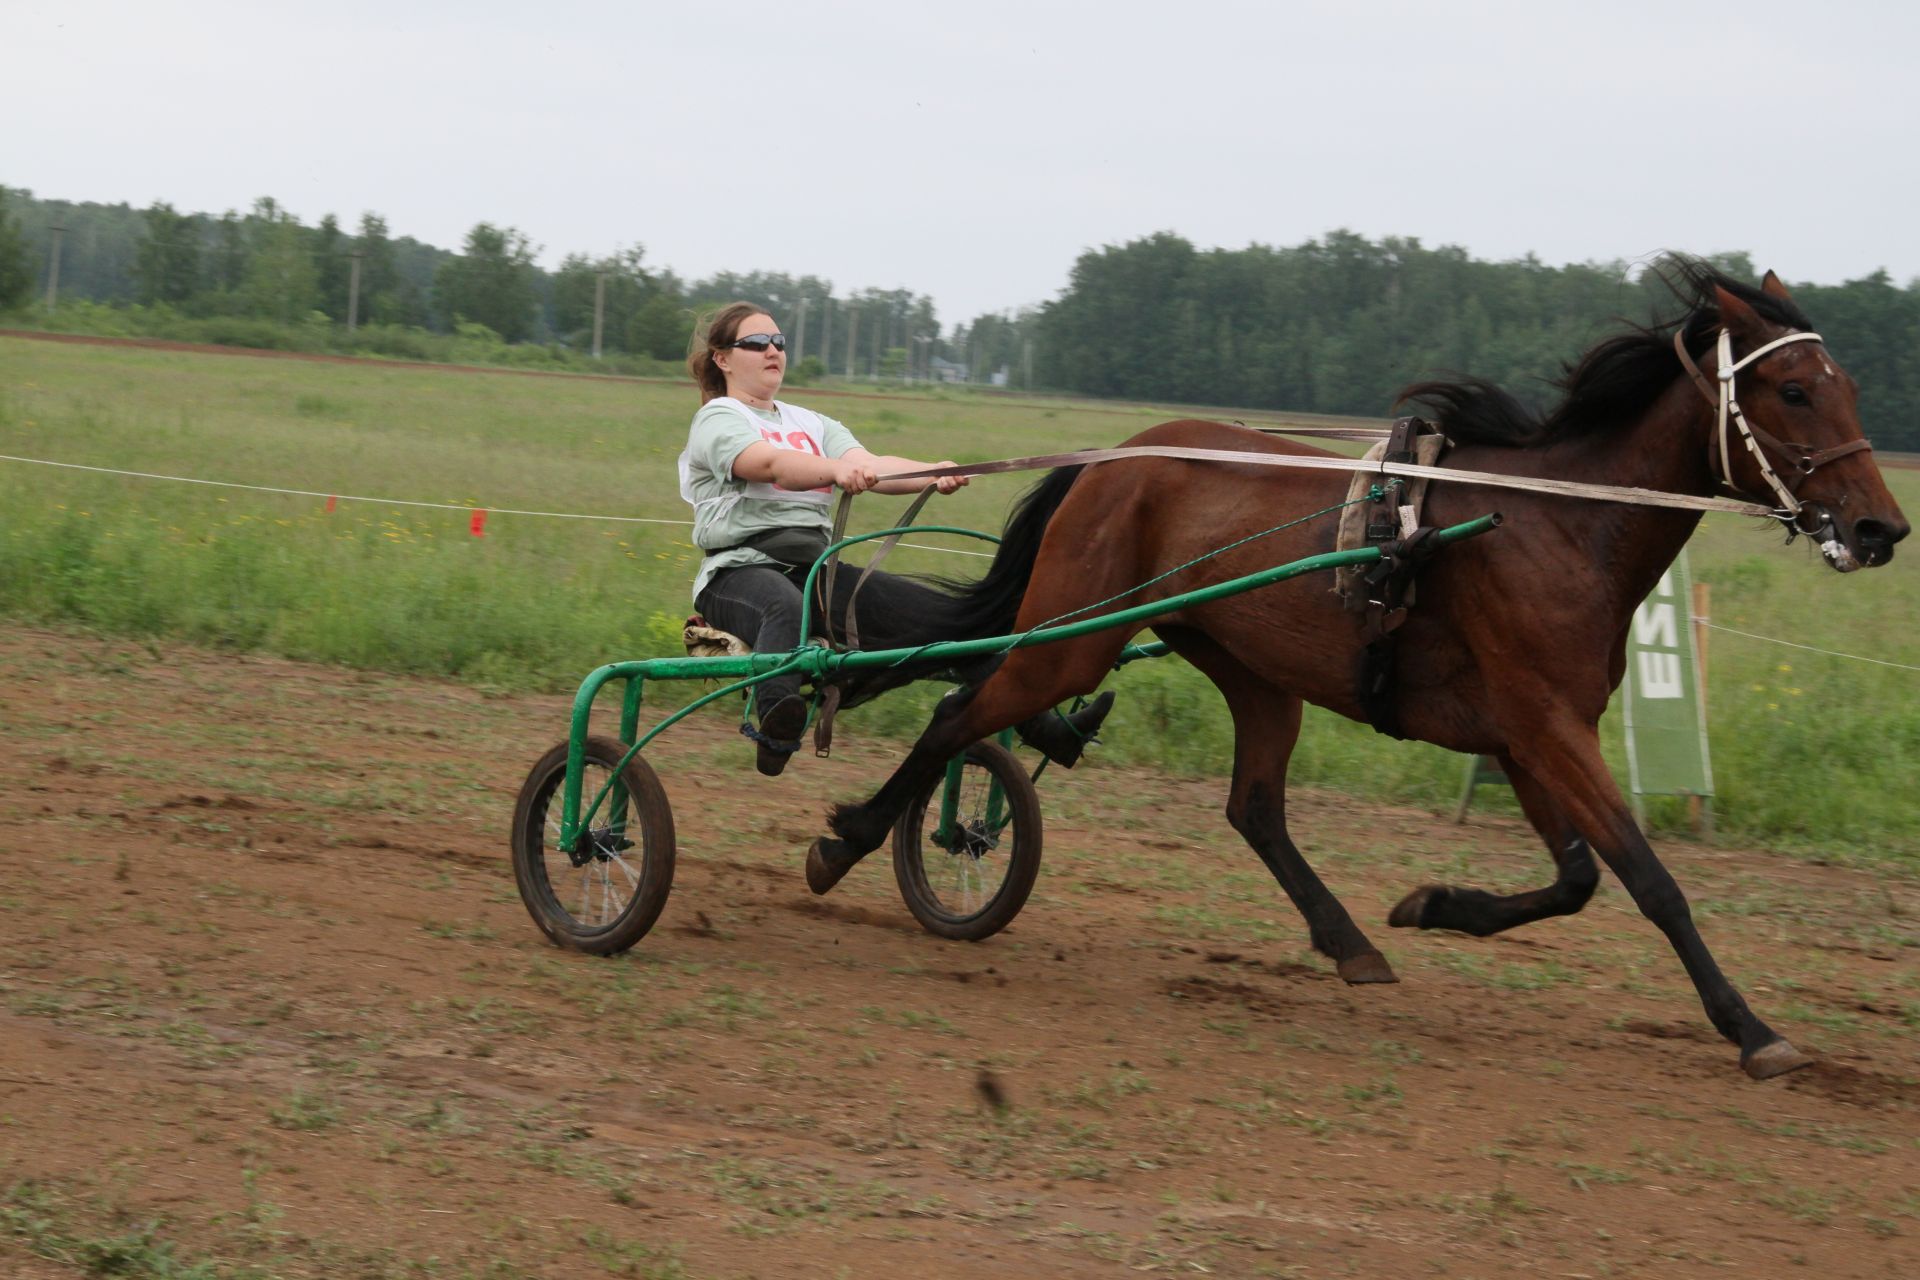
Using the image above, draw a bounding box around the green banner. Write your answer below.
[1622,547,1713,799]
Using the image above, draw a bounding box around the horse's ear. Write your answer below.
[1760,270,1795,301]
[1713,285,1766,340]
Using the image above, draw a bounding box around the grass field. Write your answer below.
[3,334,1917,866]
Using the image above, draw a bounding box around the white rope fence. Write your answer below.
[5,452,1913,661]
[0,452,993,558]
[1700,622,1920,672]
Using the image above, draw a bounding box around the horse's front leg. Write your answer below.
[1388,753,1601,936]
[1511,722,1810,1080]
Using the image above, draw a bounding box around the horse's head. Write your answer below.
[1705,273,1909,571]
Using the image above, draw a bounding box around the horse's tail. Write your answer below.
[826,465,1084,709]
[918,464,1085,640]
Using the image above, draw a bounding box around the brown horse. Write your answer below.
[809,263,1909,1080]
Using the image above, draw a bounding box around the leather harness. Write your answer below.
[1346,417,1449,739]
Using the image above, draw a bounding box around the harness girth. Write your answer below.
[1354,417,1446,739]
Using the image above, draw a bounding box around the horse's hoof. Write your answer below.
[1742,1038,1815,1081]
[1336,952,1399,985]
[805,837,861,896]
[1387,885,1444,929]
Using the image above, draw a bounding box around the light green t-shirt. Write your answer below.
[677,396,863,601]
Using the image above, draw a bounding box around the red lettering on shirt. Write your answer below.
[759,425,830,494]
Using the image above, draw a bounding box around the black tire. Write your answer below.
[511,736,675,955]
[892,740,1043,941]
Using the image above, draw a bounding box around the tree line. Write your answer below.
[0,188,944,377]
[2,187,1916,446]
[1021,230,1920,448]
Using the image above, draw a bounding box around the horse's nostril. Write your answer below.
[1855,518,1894,549]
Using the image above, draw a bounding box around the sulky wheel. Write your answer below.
[891,739,1043,941]
[511,736,675,955]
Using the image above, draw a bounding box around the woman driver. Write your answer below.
[679,301,1113,775]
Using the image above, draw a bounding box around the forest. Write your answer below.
[3,186,1916,445]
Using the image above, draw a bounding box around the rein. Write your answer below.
[887,443,1780,518]
[1671,327,1872,523]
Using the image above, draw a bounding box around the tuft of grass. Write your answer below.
[267,1088,343,1132]
[2,1180,219,1279]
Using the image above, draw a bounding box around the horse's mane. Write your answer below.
[1396,259,1815,448]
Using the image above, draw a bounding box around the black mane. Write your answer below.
[1396,259,1814,448]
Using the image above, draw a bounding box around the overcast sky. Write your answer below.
[10,0,1918,326]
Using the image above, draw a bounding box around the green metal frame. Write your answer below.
[555,513,1502,855]
[931,727,1019,852]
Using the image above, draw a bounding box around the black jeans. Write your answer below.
[696,564,1001,721]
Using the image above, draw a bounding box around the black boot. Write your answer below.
[1015,690,1116,769]
[748,694,809,777]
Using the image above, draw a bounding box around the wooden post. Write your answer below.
[1689,581,1714,836]
[591,271,607,359]
[44,225,65,312]
[346,251,363,334]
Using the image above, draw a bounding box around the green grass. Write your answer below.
[3,1180,223,1279]
[3,334,1918,865]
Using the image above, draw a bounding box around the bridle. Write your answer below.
[1672,326,1873,533]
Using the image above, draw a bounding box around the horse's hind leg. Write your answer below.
[809,634,1124,893]
[1186,644,1395,984]
[1387,754,1601,936]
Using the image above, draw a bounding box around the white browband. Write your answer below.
[1707,328,1825,518]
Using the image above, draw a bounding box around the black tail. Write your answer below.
[830,465,1084,707]
[919,464,1085,640]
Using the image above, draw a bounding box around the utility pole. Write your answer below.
[43,225,65,312]
[819,298,831,373]
[346,251,363,334]
[592,270,607,359]
[1022,339,1033,390]
[845,306,858,378]
[794,297,809,364]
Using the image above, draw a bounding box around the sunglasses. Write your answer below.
[727,333,787,353]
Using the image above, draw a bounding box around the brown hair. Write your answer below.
[687,301,776,403]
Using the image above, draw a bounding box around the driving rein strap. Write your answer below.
[886,443,1780,517]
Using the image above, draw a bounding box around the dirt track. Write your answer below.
[1,624,1916,1278]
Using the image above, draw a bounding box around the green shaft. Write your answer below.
[559,513,1500,849]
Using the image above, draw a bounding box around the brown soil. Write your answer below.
[1,624,1915,1278]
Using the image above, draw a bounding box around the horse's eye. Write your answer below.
[1780,383,1809,407]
